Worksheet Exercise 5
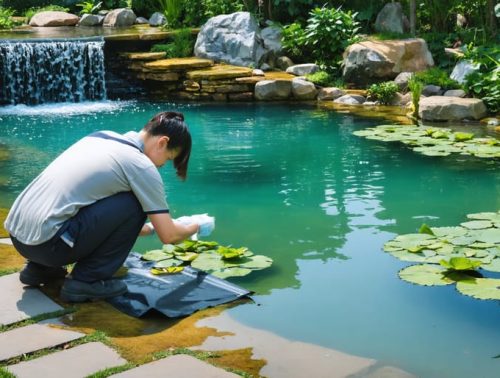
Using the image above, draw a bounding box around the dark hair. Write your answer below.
[143,111,192,180]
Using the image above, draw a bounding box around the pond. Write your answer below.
[0,101,499,377]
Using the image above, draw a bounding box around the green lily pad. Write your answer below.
[212,267,253,279]
[456,278,500,300]
[460,220,493,229]
[466,212,500,223]
[473,228,500,244]
[191,252,225,271]
[448,236,477,246]
[142,249,172,262]
[239,255,273,269]
[154,258,182,268]
[162,244,176,253]
[431,226,468,238]
[398,264,453,286]
[481,258,500,273]
[439,257,481,271]
[454,132,474,142]
[419,223,435,235]
[174,252,199,262]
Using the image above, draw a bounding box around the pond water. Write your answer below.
[0,101,499,377]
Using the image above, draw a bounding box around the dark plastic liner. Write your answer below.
[107,253,252,318]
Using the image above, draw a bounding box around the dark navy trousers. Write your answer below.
[11,192,146,282]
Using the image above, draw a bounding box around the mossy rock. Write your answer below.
[121,52,166,61]
[186,65,253,81]
[144,57,214,72]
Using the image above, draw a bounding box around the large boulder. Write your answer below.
[419,96,488,121]
[254,80,292,100]
[103,8,136,27]
[342,39,434,86]
[195,12,271,67]
[78,14,104,26]
[291,78,318,100]
[374,2,405,34]
[29,11,79,27]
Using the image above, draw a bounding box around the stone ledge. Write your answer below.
[121,52,166,61]
[186,65,253,81]
[144,58,214,72]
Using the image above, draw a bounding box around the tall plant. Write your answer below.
[408,75,423,120]
[158,0,181,28]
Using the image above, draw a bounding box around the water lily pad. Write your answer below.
[151,266,184,275]
[239,255,273,269]
[154,258,182,268]
[439,257,481,271]
[431,226,468,238]
[460,220,493,229]
[454,132,474,142]
[448,236,477,246]
[191,252,225,271]
[398,264,453,286]
[456,278,500,300]
[174,252,199,262]
[212,267,253,279]
[466,212,500,223]
[162,244,176,253]
[142,250,172,261]
[481,258,500,273]
[473,228,500,244]
[387,250,431,263]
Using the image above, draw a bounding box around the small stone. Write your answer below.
[286,64,319,76]
[135,17,149,24]
[422,85,442,96]
[317,87,345,101]
[276,56,294,71]
[443,89,466,98]
[252,69,265,76]
[334,94,366,105]
[149,12,166,27]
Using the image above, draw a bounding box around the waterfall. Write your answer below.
[0,38,107,105]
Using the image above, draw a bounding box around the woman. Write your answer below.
[5,111,213,302]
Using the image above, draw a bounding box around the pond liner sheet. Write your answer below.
[107,253,252,318]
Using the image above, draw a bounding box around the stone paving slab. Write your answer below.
[0,323,84,361]
[111,354,239,378]
[0,273,63,326]
[0,237,13,245]
[7,342,126,378]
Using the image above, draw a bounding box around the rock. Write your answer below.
[135,17,149,24]
[261,26,282,55]
[195,12,270,67]
[254,80,292,100]
[276,56,294,71]
[419,96,488,121]
[291,78,318,100]
[78,14,104,26]
[103,8,136,27]
[394,72,413,91]
[183,80,200,92]
[149,12,166,27]
[389,92,411,106]
[342,39,434,86]
[443,89,466,98]
[252,69,265,76]
[334,94,365,105]
[363,101,378,106]
[29,11,79,27]
[375,2,405,34]
[317,87,345,101]
[422,85,442,96]
[450,60,480,84]
[260,63,272,71]
[456,14,468,28]
[286,64,319,76]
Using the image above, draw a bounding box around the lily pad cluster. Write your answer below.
[383,211,500,300]
[353,125,500,158]
[142,240,273,279]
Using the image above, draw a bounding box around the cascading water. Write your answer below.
[0,38,106,105]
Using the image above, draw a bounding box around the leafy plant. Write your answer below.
[407,75,423,119]
[157,0,181,28]
[151,28,194,58]
[281,22,308,62]
[366,81,399,105]
[131,0,159,18]
[77,1,102,15]
[25,5,69,22]
[201,0,243,20]
[414,67,461,90]
[304,71,334,87]
[0,6,16,29]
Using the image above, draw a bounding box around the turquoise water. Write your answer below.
[0,101,499,377]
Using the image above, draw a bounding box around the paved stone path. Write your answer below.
[0,251,238,378]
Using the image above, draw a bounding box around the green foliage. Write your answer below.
[157,0,181,28]
[201,0,243,19]
[305,71,335,87]
[303,5,360,70]
[25,4,69,22]
[76,0,102,15]
[366,81,399,105]
[0,6,16,29]
[151,28,194,58]
[414,67,461,90]
[281,22,309,62]
[462,44,500,113]
[0,367,16,378]
[131,0,158,17]
[407,75,423,118]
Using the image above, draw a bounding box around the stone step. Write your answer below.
[0,273,63,326]
[120,52,167,61]
[111,354,239,378]
[144,57,214,72]
[0,323,84,361]
[7,342,126,378]
[186,65,253,81]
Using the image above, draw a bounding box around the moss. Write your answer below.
[0,208,10,238]
[0,244,25,272]
[205,348,266,378]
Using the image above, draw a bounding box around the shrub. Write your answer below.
[414,67,461,90]
[366,81,399,105]
[76,0,102,15]
[0,6,16,29]
[151,28,194,58]
[131,0,158,18]
[201,0,243,20]
[305,71,335,87]
[25,5,69,22]
[157,0,182,29]
[281,22,308,62]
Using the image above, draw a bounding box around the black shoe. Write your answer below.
[60,278,127,302]
[19,262,67,286]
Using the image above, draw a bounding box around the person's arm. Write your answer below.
[144,212,198,244]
